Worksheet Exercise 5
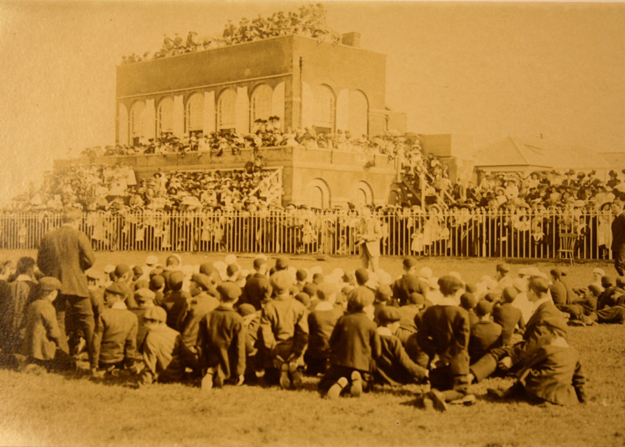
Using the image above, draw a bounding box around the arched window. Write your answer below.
[314,84,335,134]
[310,186,324,209]
[217,89,237,131]
[157,97,174,136]
[130,101,145,146]
[349,90,369,138]
[250,84,273,125]
[186,93,204,134]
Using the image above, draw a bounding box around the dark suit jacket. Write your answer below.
[37,225,96,298]
[328,311,381,372]
[611,211,625,252]
[373,333,427,386]
[392,275,429,307]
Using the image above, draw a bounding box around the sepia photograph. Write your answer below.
[1,1,625,445]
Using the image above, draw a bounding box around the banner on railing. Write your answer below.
[0,209,614,260]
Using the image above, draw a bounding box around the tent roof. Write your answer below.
[474,136,610,170]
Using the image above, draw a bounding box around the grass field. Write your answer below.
[0,250,624,447]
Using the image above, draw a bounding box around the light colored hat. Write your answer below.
[145,255,158,266]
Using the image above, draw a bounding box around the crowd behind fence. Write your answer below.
[0,209,615,260]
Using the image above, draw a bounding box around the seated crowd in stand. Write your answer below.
[121,4,341,64]
[3,254,612,409]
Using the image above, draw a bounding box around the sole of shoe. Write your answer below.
[427,389,448,412]
[279,364,291,390]
[350,371,363,397]
[326,377,349,400]
[201,374,214,391]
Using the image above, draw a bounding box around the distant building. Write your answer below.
[116,33,406,145]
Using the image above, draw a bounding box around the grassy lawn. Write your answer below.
[0,250,623,446]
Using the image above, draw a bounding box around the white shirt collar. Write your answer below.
[111,301,127,310]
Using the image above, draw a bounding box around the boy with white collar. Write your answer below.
[417,275,474,411]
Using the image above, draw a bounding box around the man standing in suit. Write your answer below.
[355,206,382,273]
[37,208,96,362]
[611,201,625,276]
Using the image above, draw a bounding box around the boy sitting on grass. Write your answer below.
[20,277,76,373]
[417,275,474,411]
[318,288,381,399]
[198,283,247,390]
[139,306,197,385]
[372,307,429,387]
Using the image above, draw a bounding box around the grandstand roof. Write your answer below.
[474,136,610,170]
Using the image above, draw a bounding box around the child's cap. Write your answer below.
[132,266,143,276]
[296,269,308,281]
[134,288,155,303]
[460,292,476,310]
[114,264,131,278]
[237,304,256,317]
[105,282,126,296]
[253,258,267,270]
[275,256,289,271]
[348,287,374,310]
[39,277,62,292]
[144,306,167,322]
[475,300,493,317]
[168,271,184,289]
[402,257,418,270]
[134,279,149,291]
[85,268,102,281]
[270,270,293,294]
[317,283,337,301]
[355,268,369,285]
[378,307,401,324]
[295,292,310,307]
[150,275,165,290]
[303,283,317,298]
[199,263,217,276]
[145,255,159,266]
[224,254,237,265]
[226,263,240,277]
[191,273,211,291]
[418,267,433,279]
[484,292,500,303]
[217,283,242,301]
[408,292,425,306]
[465,283,477,294]
[376,284,393,302]
[502,287,518,303]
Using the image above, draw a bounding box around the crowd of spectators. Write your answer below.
[121,4,341,64]
[5,252,618,406]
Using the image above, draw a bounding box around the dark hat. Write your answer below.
[144,306,167,323]
[465,283,477,294]
[275,257,289,271]
[132,266,143,276]
[105,282,127,296]
[484,292,500,303]
[134,279,149,291]
[226,263,240,277]
[150,275,165,290]
[303,283,317,298]
[550,267,566,279]
[237,304,256,317]
[378,307,401,324]
[376,284,393,299]
[496,263,510,274]
[408,292,425,306]
[39,277,62,292]
[134,288,155,303]
[460,292,476,310]
[295,292,310,307]
[85,268,102,281]
[317,282,337,301]
[475,300,493,317]
[270,271,293,294]
[191,273,211,291]
[199,263,217,276]
[402,257,418,270]
[216,283,242,301]
[296,269,308,281]
[355,268,369,285]
[168,271,185,290]
[347,287,375,310]
[502,287,518,303]
[115,264,131,278]
[253,258,267,270]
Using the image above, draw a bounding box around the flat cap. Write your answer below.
[134,288,156,303]
[216,282,242,301]
[39,277,62,292]
[105,282,127,296]
[378,306,401,323]
[191,273,211,291]
[270,270,293,294]
[144,306,167,322]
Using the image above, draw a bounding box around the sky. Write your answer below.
[1,1,625,203]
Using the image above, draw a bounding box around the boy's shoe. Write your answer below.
[326,377,349,400]
[427,389,448,412]
[214,373,224,389]
[290,363,304,390]
[450,394,476,406]
[422,395,435,411]
[201,372,214,391]
[279,363,291,390]
[350,371,363,397]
